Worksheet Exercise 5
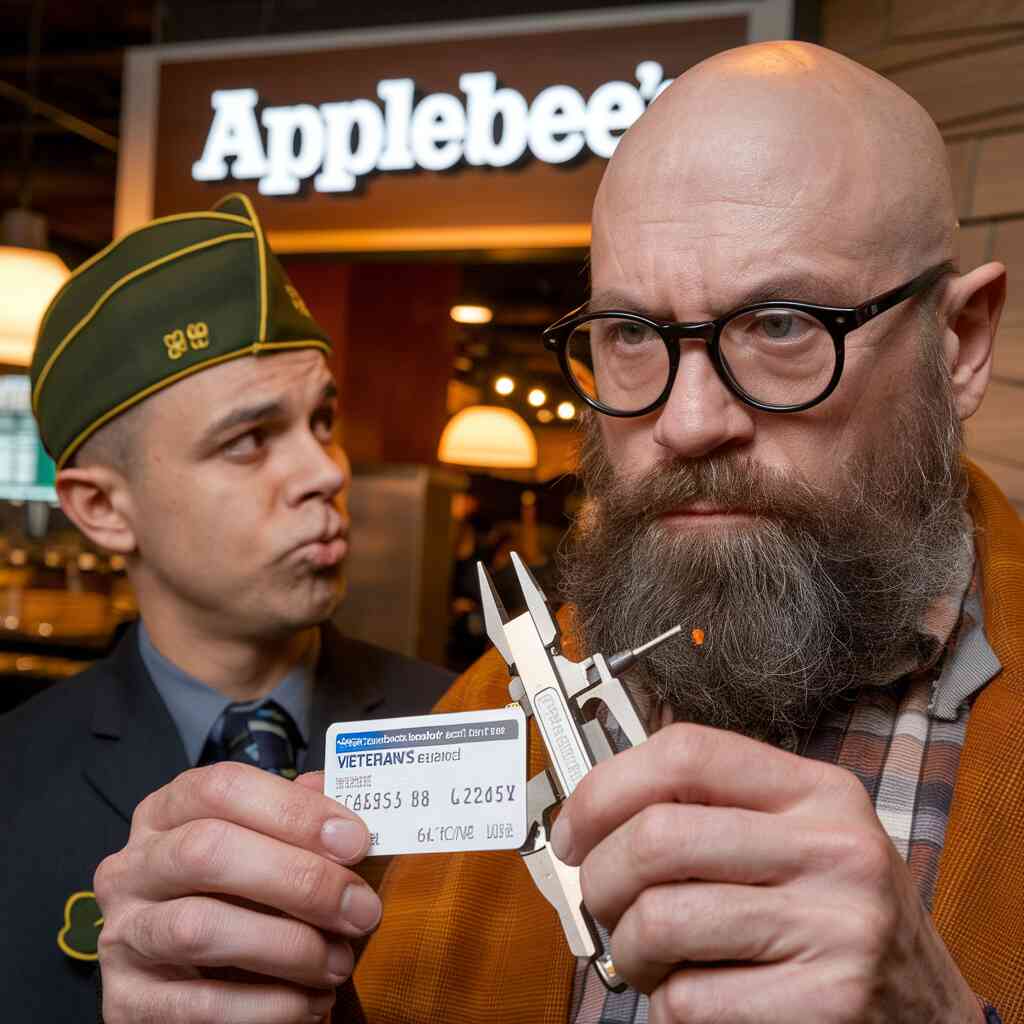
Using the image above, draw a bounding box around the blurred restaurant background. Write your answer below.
[0,0,1021,710]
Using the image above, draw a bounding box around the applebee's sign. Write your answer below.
[192,61,672,196]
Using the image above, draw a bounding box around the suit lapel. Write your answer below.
[311,626,400,895]
[83,624,190,823]
[308,626,390,764]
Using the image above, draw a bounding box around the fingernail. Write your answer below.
[550,813,573,863]
[341,884,382,933]
[326,941,353,981]
[321,818,368,864]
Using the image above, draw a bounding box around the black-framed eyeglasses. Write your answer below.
[542,262,953,417]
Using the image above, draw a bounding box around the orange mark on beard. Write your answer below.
[691,628,705,647]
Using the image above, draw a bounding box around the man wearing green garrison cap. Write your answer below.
[0,194,452,1021]
[31,193,334,469]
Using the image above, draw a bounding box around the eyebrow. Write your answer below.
[588,272,859,320]
[197,381,337,450]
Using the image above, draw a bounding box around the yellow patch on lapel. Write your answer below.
[57,891,104,962]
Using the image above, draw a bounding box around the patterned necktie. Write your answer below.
[199,699,303,779]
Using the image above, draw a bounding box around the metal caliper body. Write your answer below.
[478,552,681,991]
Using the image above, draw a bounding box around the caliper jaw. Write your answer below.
[477,555,679,992]
[520,770,625,992]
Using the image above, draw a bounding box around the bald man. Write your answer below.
[95,43,1021,1024]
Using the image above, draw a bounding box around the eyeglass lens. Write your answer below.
[564,309,838,412]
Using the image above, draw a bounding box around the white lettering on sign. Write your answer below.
[191,63,672,195]
[192,88,269,181]
[461,71,528,168]
[259,104,325,195]
[315,99,385,192]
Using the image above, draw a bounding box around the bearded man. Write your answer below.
[94,42,1021,1024]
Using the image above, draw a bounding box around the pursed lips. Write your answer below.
[290,514,350,565]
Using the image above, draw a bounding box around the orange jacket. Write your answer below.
[355,463,1024,1022]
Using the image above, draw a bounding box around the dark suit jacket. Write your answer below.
[0,622,453,1023]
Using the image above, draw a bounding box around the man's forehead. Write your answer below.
[592,134,890,312]
[588,265,869,316]
[150,349,335,422]
[589,195,879,317]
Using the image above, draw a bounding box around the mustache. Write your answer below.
[580,443,833,539]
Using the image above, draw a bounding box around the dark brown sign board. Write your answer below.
[118,2,793,253]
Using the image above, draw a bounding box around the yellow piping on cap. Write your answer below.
[35,210,253,346]
[55,339,332,469]
[214,192,268,343]
[33,232,255,413]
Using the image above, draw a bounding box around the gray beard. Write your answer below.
[559,344,971,749]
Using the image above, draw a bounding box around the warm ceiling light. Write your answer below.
[557,401,576,420]
[527,387,547,407]
[450,303,493,325]
[536,408,555,424]
[494,375,515,396]
[437,405,537,469]
[0,246,69,366]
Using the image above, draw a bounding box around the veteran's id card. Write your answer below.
[324,708,528,856]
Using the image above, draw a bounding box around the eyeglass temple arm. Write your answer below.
[853,260,955,326]
[542,303,589,346]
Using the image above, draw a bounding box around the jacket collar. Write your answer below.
[307,625,390,769]
[84,622,190,823]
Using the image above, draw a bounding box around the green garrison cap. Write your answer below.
[30,193,332,469]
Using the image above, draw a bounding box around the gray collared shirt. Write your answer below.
[928,584,1001,720]
[139,622,316,770]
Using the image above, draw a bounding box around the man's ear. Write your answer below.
[56,466,138,554]
[940,261,1006,421]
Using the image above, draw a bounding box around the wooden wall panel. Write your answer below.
[994,326,1024,383]
[956,224,991,272]
[855,30,1024,73]
[993,219,1024,324]
[823,0,1024,513]
[946,140,976,220]
[889,1,1024,37]
[944,106,1024,141]
[821,0,888,53]
[966,380,1024,457]
[888,41,1024,127]
[973,132,1024,218]
[966,380,1024,512]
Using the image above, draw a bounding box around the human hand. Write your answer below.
[95,764,380,1023]
[551,723,984,1024]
